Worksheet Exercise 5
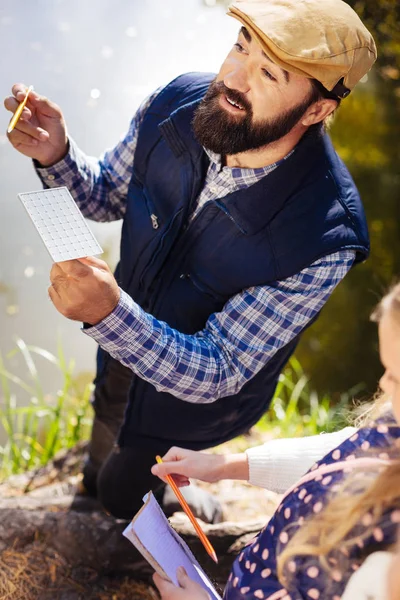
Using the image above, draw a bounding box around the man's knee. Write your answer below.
[96,446,165,519]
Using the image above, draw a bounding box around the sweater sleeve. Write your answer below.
[245,427,357,492]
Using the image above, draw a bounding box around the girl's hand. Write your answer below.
[153,567,211,600]
[151,447,225,487]
[151,446,249,487]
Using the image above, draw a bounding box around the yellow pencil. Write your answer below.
[7,85,33,134]
[156,455,218,564]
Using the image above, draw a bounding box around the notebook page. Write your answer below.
[123,492,222,599]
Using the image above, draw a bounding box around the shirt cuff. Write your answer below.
[34,137,85,188]
[82,289,145,352]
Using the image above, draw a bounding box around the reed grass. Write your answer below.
[0,342,361,481]
[0,338,93,481]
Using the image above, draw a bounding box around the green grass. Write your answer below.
[0,342,361,482]
[256,355,361,438]
[0,338,93,481]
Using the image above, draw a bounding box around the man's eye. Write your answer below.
[234,42,245,53]
[262,68,276,82]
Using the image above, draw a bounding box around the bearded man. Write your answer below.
[5,0,376,521]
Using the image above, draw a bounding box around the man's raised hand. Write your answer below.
[5,84,68,166]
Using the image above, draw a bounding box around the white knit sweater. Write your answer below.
[245,426,356,492]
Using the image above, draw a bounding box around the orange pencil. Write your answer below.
[156,455,218,564]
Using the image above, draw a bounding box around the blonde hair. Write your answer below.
[277,282,400,587]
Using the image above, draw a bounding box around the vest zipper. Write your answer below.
[214,200,247,235]
[186,273,225,301]
[144,191,160,229]
[138,207,183,291]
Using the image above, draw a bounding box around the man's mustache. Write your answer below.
[208,81,251,113]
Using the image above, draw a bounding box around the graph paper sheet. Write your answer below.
[18,187,103,262]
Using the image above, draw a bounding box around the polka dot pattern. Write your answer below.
[279,531,289,544]
[362,512,373,526]
[377,424,389,433]
[373,527,384,542]
[261,568,271,578]
[313,502,323,513]
[224,421,400,600]
[288,561,296,573]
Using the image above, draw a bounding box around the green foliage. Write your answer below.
[254,356,358,439]
[0,339,93,481]
[347,0,400,79]
[0,341,356,480]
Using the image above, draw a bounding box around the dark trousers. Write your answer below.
[84,357,178,519]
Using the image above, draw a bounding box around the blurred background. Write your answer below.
[0,0,399,455]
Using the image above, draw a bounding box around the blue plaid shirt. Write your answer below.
[36,88,355,404]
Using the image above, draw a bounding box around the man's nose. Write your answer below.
[223,64,250,95]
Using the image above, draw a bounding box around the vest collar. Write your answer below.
[159,101,331,236]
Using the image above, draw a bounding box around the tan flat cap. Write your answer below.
[228,0,377,97]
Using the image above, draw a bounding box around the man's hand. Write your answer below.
[5,83,68,166]
[48,256,120,325]
[153,567,211,600]
[151,446,249,486]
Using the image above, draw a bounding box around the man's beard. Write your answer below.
[192,79,317,155]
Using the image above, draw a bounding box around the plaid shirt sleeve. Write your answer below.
[84,250,355,404]
[34,88,161,222]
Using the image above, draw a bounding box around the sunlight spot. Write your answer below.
[58,21,71,33]
[101,45,114,59]
[24,266,35,278]
[125,26,137,38]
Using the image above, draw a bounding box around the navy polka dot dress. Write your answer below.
[224,415,400,600]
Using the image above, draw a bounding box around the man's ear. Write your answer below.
[301,99,338,127]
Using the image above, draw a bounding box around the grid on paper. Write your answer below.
[18,187,103,262]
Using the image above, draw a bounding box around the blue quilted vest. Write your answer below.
[98,73,369,449]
